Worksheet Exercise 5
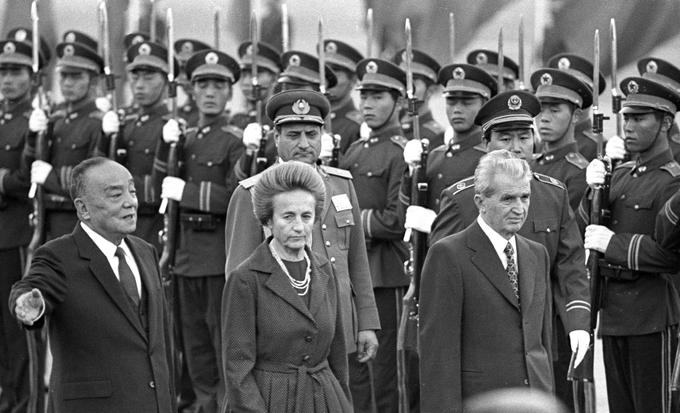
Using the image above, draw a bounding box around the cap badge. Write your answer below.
[558,57,570,70]
[138,43,152,56]
[205,52,219,65]
[64,32,76,43]
[540,73,553,85]
[453,67,465,79]
[246,44,254,55]
[507,94,522,110]
[401,50,413,63]
[181,42,194,53]
[292,99,310,115]
[646,60,658,73]
[14,30,27,42]
[627,80,639,94]
[63,44,75,57]
[132,35,145,45]
[3,42,16,55]
[475,52,488,65]
[289,54,301,67]
[325,42,337,54]
[366,60,378,74]
[456,182,466,190]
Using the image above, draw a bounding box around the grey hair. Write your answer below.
[474,149,532,198]
[251,161,326,226]
[69,156,112,200]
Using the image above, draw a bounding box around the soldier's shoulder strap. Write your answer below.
[443,176,476,197]
[390,135,408,149]
[50,108,67,119]
[614,160,636,170]
[88,110,104,120]
[473,143,487,153]
[533,172,566,190]
[185,126,200,135]
[661,160,680,177]
[321,165,353,179]
[423,119,445,134]
[239,173,262,189]
[221,124,243,139]
[581,130,599,143]
[565,151,589,169]
[345,110,363,125]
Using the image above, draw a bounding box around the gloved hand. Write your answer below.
[584,224,614,253]
[585,159,606,187]
[162,119,181,144]
[14,288,45,326]
[320,133,340,159]
[405,205,436,234]
[31,160,52,185]
[605,135,626,160]
[95,97,112,113]
[243,123,263,151]
[569,330,591,368]
[443,125,454,147]
[403,139,423,167]
[359,122,371,140]
[102,111,120,134]
[29,109,48,133]
[161,176,186,201]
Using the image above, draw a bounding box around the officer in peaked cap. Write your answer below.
[467,49,519,91]
[547,53,606,161]
[0,38,48,70]
[6,27,52,63]
[62,30,98,52]
[580,76,680,413]
[474,90,540,136]
[323,39,364,154]
[265,89,330,126]
[124,32,150,49]
[174,38,212,126]
[158,48,244,413]
[341,56,410,413]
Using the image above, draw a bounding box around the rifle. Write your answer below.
[98,0,123,162]
[567,29,610,413]
[249,13,269,174]
[609,18,629,166]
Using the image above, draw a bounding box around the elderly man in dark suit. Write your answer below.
[10,157,174,413]
[419,150,564,413]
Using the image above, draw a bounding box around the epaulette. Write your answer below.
[473,143,487,153]
[614,160,636,170]
[430,144,446,154]
[161,114,173,122]
[390,135,408,149]
[661,161,680,177]
[345,110,363,125]
[239,173,261,189]
[580,130,598,143]
[222,124,243,139]
[185,126,199,134]
[565,152,588,169]
[50,109,67,119]
[320,165,353,179]
[423,119,445,134]
[88,111,104,120]
[445,176,475,197]
[533,172,566,189]
[122,113,137,122]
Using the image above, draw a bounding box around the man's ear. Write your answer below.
[473,193,485,213]
[74,198,89,220]
[572,107,583,125]
[662,114,673,132]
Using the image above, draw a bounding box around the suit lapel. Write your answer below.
[307,252,331,321]
[516,235,536,311]
[467,222,520,309]
[127,237,159,340]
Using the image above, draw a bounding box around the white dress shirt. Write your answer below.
[477,215,518,271]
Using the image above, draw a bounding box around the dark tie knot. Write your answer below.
[115,247,125,259]
[504,241,514,257]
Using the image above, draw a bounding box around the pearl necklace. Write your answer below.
[269,241,311,296]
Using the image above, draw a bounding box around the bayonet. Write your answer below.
[318,17,326,96]
[448,12,455,63]
[281,3,289,53]
[214,8,220,49]
[149,0,157,43]
[610,18,622,137]
[518,15,525,90]
[366,8,374,58]
[405,18,414,101]
[497,28,504,92]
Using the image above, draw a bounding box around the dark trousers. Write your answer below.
[0,248,30,413]
[603,328,676,413]
[349,353,374,413]
[553,317,575,411]
[177,275,225,413]
[372,287,403,413]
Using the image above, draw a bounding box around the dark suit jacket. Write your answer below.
[9,224,174,413]
[419,221,554,413]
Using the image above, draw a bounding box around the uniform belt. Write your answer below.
[254,359,330,410]
[180,212,223,231]
[598,259,644,281]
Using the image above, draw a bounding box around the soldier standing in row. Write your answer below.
[467,49,519,92]
[174,38,211,127]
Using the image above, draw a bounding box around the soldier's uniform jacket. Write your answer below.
[668,122,680,164]
[401,110,445,149]
[577,151,680,336]
[431,172,590,333]
[532,142,588,212]
[0,99,32,248]
[179,98,199,127]
[339,125,409,288]
[399,129,485,214]
[233,128,277,181]
[224,164,380,353]
[657,188,680,253]
[574,118,598,161]
[169,116,243,276]
[330,97,362,155]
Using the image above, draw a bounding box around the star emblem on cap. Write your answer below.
[3,42,16,55]
[453,67,465,79]
[64,32,76,43]
[508,94,522,110]
[325,42,337,54]
[366,60,378,74]
[132,35,145,45]
[401,50,413,63]
[540,73,553,85]
[558,57,570,70]
[246,44,254,55]
[627,80,639,94]
[138,43,151,56]
[205,52,219,65]
[289,54,301,66]
[456,182,466,190]
[63,44,75,57]
[182,42,193,53]
[14,30,27,42]
[646,60,658,73]
[476,52,488,65]
[292,99,310,115]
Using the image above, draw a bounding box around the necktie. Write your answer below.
[115,247,140,307]
[503,242,520,301]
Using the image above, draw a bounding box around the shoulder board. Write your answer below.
[430,145,446,154]
[390,135,408,149]
[661,161,680,177]
[185,126,199,134]
[423,120,445,134]
[565,152,589,169]
[445,176,475,197]
[533,172,566,189]
[345,110,363,125]
[50,109,67,119]
[88,111,104,120]
[473,143,487,153]
[161,114,173,122]
[239,173,261,189]
[221,124,243,138]
[321,165,353,179]
[614,160,636,170]
[580,130,598,143]
[122,113,138,121]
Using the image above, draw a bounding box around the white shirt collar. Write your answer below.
[477,215,517,269]
[80,222,127,258]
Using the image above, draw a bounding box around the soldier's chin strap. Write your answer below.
[371,96,400,132]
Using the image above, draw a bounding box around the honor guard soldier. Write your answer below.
[224,89,380,413]
[656,189,680,256]
[174,38,211,126]
[531,68,591,211]
[394,48,446,148]
[579,77,680,413]
[235,50,337,180]
[324,39,364,155]
[467,49,519,91]
[547,53,607,161]
[401,63,497,239]
[27,35,104,241]
[230,41,281,130]
[339,58,409,413]
[430,91,591,410]
[98,41,178,251]
[159,49,244,413]
[6,27,52,64]
[62,30,99,52]
[0,34,48,413]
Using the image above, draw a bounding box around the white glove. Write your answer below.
[31,160,52,185]
[162,119,181,144]
[584,224,614,253]
[161,176,186,201]
[102,111,120,134]
[443,126,454,147]
[14,288,45,326]
[404,205,436,234]
[403,139,423,167]
[585,159,606,187]
[320,133,339,159]
[29,109,48,133]
[605,135,626,160]
[569,330,591,369]
[95,97,112,113]
[360,122,371,139]
[243,123,263,151]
